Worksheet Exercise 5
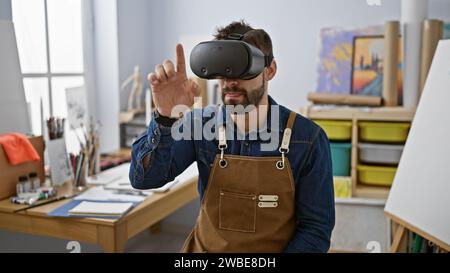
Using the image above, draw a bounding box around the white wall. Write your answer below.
[92,0,120,153]
[117,0,155,111]
[0,0,11,20]
[138,0,398,111]
[133,0,450,112]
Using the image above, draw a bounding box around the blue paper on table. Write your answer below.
[48,199,140,219]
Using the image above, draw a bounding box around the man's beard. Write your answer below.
[221,83,265,109]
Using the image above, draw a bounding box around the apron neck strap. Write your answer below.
[217,111,297,152]
[279,111,296,153]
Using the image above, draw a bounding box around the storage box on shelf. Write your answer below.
[120,112,147,148]
[330,143,352,177]
[356,121,410,188]
[313,120,353,197]
[300,106,415,199]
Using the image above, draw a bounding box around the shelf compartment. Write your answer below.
[358,143,404,165]
[314,120,352,141]
[357,165,397,187]
[359,121,410,143]
[331,142,352,176]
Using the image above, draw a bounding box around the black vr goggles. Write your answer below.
[190,34,273,80]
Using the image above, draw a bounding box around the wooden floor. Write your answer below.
[0,220,193,253]
[125,222,192,253]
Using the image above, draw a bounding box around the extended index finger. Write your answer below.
[176,43,186,75]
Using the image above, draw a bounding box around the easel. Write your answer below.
[387,212,450,253]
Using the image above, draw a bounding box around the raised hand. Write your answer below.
[148,44,200,118]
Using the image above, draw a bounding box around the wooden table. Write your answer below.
[0,176,199,252]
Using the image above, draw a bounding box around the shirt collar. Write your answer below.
[217,95,285,139]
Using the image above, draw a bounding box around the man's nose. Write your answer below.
[223,78,239,87]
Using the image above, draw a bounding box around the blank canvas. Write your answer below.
[385,40,450,246]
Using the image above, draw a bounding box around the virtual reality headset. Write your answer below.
[190,34,274,80]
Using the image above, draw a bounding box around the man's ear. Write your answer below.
[265,59,277,81]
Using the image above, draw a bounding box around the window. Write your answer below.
[12,0,85,152]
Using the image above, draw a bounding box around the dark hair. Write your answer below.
[213,20,274,58]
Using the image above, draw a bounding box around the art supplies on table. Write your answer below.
[46,162,199,220]
[46,117,65,140]
[48,184,143,219]
[70,117,101,183]
[69,201,134,217]
[11,186,57,206]
[13,193,77,213]
[69,150,87,189]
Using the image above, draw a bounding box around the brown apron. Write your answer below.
[181,111,297,253]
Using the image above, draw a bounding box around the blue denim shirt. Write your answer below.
[129,96,335,253]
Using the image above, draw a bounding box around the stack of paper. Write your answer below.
[104,162,198,193]
[105,178,179,193]
[86,163,131,185]
[69,201,134,217]
[74,186,148,202]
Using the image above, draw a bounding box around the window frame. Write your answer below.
[13,0,94,120]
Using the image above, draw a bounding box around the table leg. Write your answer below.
[98,224,127,253]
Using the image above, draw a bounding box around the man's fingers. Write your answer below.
[176,44,186,75]
[155,64,168,82]
[148,73,159,86]
[189,79,201,97]
[163,60,175,78]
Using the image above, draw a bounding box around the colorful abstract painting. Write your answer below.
[316,25,384,94]
[351,36,403,104]
[351,36,383,96]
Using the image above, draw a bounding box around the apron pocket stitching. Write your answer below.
[219,190,256,233]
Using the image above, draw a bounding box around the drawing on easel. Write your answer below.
[66,86,89,129]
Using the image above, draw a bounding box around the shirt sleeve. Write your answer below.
[129,110,196,190]
[285,127,336,253]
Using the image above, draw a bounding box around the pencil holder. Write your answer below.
[74,149,88,190]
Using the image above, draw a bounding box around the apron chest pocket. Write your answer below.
[219,190,256,233]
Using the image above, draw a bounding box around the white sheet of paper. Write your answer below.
[74,186,147,202]
[86,163,131,185]
[105,162,198,193]
[105,178,179,193]
[69,201,134,216]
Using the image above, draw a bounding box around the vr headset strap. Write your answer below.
[264,55,274,67]
[227,33,273,67]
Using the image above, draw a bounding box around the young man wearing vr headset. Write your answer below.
[130,21,335,253]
